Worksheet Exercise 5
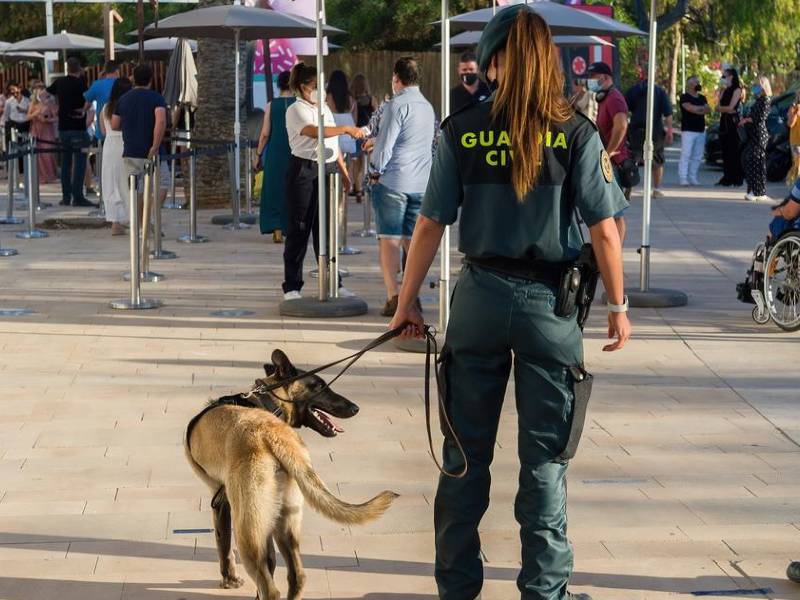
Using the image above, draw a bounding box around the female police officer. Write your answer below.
[389,5,631,600]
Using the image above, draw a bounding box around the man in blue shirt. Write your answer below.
[84,60,120,141]
[625,66,673,197]
[111,64,167,217]
[369,57,435,317]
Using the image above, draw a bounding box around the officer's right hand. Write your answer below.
[389,303,425,339]
[604,312,631,352]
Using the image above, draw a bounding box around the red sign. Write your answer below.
[572,56,587,76]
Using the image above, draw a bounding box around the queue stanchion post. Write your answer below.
[223,141,249,230]
[124,161,164,282]
[1,131,23,225]
[244,140,254,217]
[149,157,178,260]
[329,171,339,297]
[351,169,376,238]
[16,138,47,240]
[111,173,162,310]
[339,165,361,255]
[177,148,209,244]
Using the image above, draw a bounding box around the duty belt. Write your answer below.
[464,255,566,286]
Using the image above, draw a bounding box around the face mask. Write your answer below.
[461,73,479,86]
[587,79,601,93]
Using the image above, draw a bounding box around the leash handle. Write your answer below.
[423,326,468,479]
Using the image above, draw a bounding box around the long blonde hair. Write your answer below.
[491,10,573,200]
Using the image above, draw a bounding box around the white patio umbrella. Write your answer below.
[5,31,125,74]
[439,30,615,48]
[0,41,44,61]
[144,4,344,230]
[119,37,197,59]
[444,0,646,36]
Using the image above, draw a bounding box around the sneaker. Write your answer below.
[59,199,71,206]
[72,198,98,208]
[338,287,355,298]
[679,181,690,187]
[755,195,771,203]
[689,179,701,186]
[283,291,302,301]
[787,561,800,583]
[745,193,757,202]
[381,295,399,317]
[652,189,665,198]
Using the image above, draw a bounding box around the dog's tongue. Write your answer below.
[315,409,344,433]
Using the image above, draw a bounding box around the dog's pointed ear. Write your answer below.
[263,363,277,377]
[271,349,296,380]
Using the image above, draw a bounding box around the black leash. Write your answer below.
[246,323,468,479]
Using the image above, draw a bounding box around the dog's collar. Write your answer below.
[241,384,285,419]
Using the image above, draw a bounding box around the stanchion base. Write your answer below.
[279,296,368,318]
[222,221,252,230]
[0,248,18,256]
[150,249,178,260]
[310,268,350,279]
[162,202,184,210]
[86,208,104,217]
[16,229,48,239]
[177,234,209,244]
[212,214,258,226]
[393,332,444,354]
[351,229,377,238]
[109,297,163,310]
[0,217,24,225]
[339,246,362,255]
[602,288,688,308]
[123,271,165,283]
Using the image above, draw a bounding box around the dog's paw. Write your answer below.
[220,575,245,589]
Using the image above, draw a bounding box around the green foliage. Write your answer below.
[0,2,193,65]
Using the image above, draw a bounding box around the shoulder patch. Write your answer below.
[601,150,614,183]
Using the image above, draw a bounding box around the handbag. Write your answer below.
[617,157,640,189]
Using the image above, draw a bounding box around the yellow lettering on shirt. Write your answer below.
[459,129,567,167]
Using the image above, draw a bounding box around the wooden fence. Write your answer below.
[305,50,462,119]
[0,60,167,93]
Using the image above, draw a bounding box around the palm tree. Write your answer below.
[192,0,240,208]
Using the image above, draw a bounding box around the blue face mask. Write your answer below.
[587,79,601,93]
[752,84,763,96]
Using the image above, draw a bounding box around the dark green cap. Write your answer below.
[476,4,532,72]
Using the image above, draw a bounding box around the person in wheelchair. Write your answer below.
[768,177,800,239]
[737,176,800,331]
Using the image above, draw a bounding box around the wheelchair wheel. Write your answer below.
[764,231,800,331]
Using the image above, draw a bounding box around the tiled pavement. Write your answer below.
[0,149,799,600]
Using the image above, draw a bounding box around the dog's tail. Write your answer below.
[269,432,397,525]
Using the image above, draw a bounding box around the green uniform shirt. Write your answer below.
[421,99,629,263]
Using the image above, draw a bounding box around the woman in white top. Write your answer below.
[99,78,133,235]
[282,62,363,301]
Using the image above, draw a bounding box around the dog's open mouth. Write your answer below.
[311,408,344,436]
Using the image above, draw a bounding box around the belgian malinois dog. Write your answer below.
[185,350,397,600]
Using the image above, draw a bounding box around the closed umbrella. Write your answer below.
[163,38,198,108]
[144,4,344,230]
[444,1,646,36]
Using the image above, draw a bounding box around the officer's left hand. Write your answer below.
[389,303,425,339]
[604,312,631,352]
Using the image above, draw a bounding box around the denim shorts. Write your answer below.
[371,182,422,239]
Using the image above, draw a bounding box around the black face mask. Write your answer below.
[461,73,479,86]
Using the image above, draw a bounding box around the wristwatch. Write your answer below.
[607,295,629,313]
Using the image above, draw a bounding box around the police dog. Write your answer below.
[185,350,397,600]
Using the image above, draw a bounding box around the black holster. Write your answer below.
[555,243,599,330]
[555,365,594,463]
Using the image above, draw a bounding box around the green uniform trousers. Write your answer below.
[434,263,583,600]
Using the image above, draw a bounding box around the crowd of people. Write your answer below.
[0,59,178,236]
